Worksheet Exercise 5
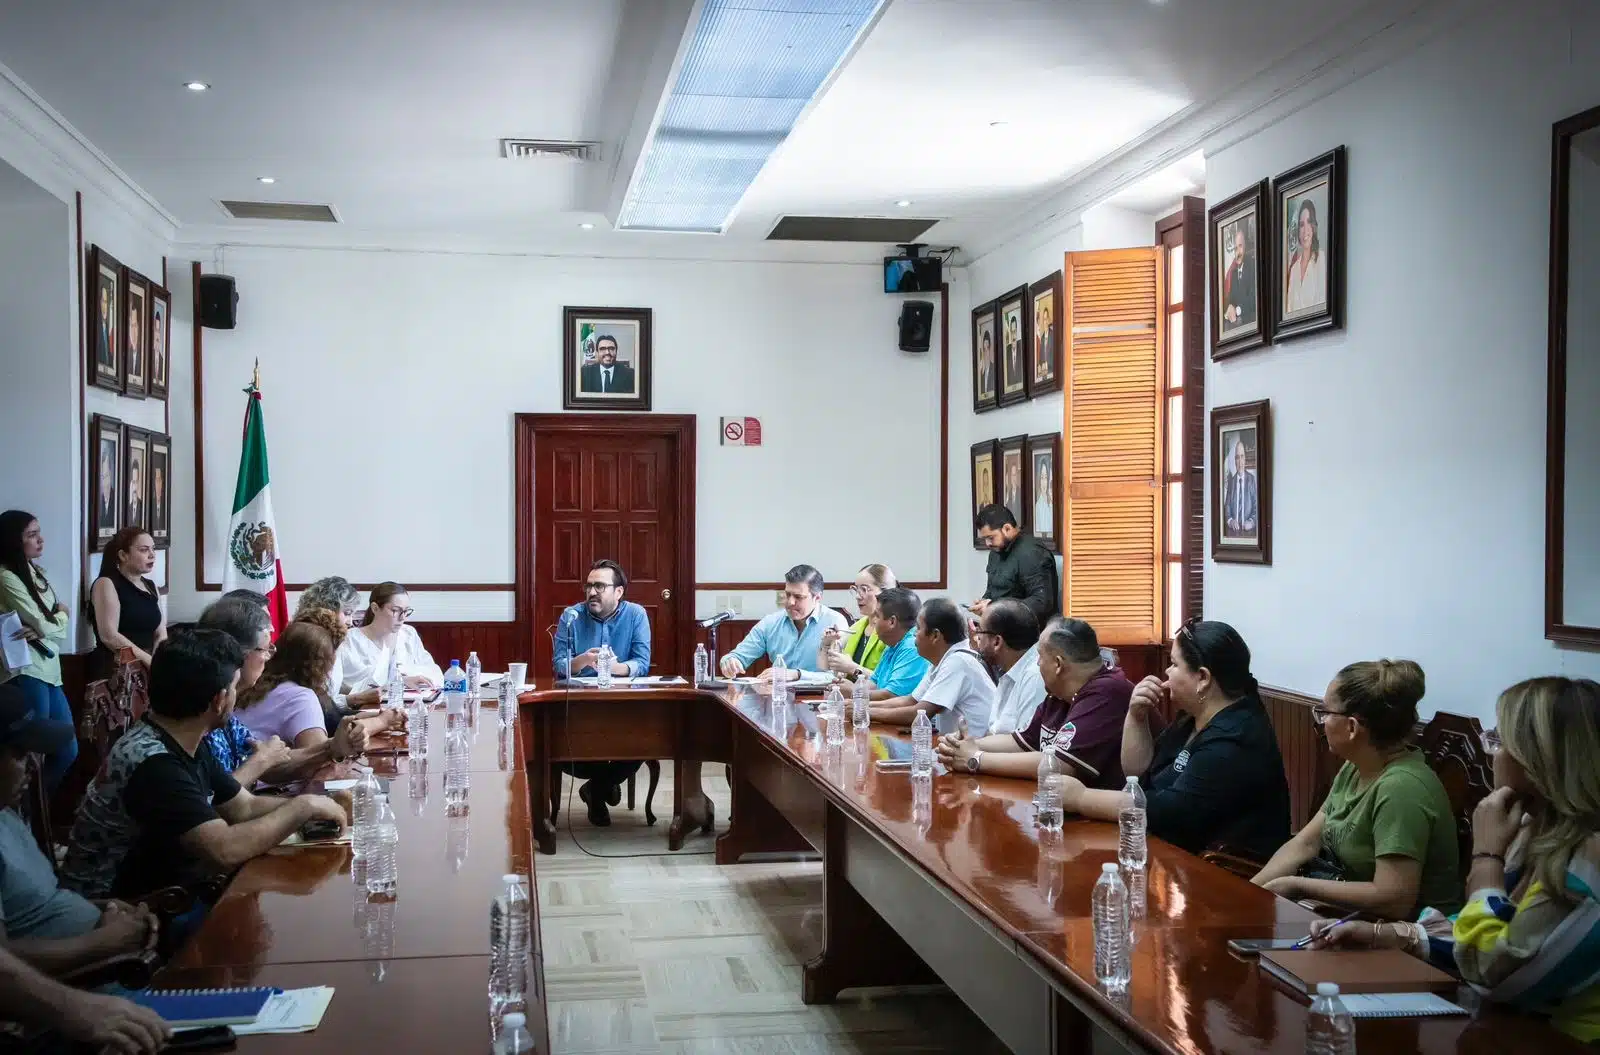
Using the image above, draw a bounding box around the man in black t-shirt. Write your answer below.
[61,630,348,900]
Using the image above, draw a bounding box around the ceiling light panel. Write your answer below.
[618,0,883,233]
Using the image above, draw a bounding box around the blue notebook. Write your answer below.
[129,987,277,1027]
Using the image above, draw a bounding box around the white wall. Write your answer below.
[1204,0,1600,719]
[172,246,942,622]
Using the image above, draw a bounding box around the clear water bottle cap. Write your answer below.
[1102,862,1119,873]
[502,1013,526,1029]
[1125,775,1139,788]
[1316,982,1340,996]
[502,873,523,884]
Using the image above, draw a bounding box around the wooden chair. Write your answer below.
[1416,710,1495,877]
[78,647,148,763]
[549,760,662,826]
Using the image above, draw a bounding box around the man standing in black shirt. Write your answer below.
[970,504,1059,627]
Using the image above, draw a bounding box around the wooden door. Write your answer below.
[516,415,695,679]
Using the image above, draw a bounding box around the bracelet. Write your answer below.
[1472,851,1506,863]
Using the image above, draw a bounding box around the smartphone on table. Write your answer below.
[1225,937,1306,956]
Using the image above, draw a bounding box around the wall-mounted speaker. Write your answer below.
[898,301,934,353]
[198,274,239,329]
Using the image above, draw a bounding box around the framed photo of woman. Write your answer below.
[969,439,998,548]
[1211,399,1272,565]
[89,415,123,549]
[1208,181,1271,359]
[972,301,998,413]
[87,247,122,392]
[997,285,1030,406]
[1272,146,1346,341]
[1024,432,1061,551]
[1027,271,1063,396]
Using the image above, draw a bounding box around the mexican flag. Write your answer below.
[221,375,288,633]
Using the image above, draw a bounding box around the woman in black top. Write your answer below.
[1053,618,1290,861]
[90,526,165,672]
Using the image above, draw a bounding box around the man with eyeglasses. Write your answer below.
[719,565,848,681]
[970,599,1046,735]
[552,560,652,826]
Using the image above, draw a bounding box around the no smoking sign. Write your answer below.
[720,416,762,447]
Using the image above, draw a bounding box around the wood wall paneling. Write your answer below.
[411,622,524,673]
[1260,684,1339,833]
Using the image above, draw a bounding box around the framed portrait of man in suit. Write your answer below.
[969,439,997,549]
[148,433,171,549]
[148,284,171,400]
[1211,400,1272,565]
[997,285,1030,407]
[122,270,149,398]
[1208,181,1271,359]
[972,301,998,414]
[87,247,122,392]
[1027,271,1063,396]
[562,306,652,411]
[124,427,151,532]
[89,415,123,549]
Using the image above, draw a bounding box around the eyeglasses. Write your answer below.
[1480,728,1502,755]
[1310,705,1349,726]
[970,628,999,641]
[385,606,415,618]
[584,582,617,593]
[1175,616,1206,669]
[252,643,276,658]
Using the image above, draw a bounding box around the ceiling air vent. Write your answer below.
[500,139,599,162]
[767,216,939,243]
[220,200,339,223]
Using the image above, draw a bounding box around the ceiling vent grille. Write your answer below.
[500,138,599,162]
[767,215,939,243]
[220,200,339,223]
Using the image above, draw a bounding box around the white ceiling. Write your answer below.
[0,0,1419,255]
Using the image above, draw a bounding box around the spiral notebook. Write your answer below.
[1339,993,1467,1018]
[128,987,276,1027]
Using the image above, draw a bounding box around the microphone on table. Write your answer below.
[697,610,737,629]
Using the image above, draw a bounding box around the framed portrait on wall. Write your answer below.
[148,284,171,400]
[562,306,652,411]
[122,270,149,398]
[1025,432,1061,551]
[148,433,171,549]
[87,247,122,392]
[1272,146,1346,341]
[1211,399,1272,565]
[1027,271,1063,395]
[972,301,998,413]
[969,439,998,549]
[89,414,123,549]
[997,285,1030,406]
[998,434,1028,526]
[1208,180,1271,359]
[124,426,150,531]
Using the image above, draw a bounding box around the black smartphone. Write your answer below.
[1226,937,1305,956]
[168,1025,237,1052]
[299,818,342,841]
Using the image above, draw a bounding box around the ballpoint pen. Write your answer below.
[1292,908,1363,950]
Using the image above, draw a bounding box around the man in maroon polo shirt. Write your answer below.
[937,616,1136,790]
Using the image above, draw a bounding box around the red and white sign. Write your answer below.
[720,416,762,446]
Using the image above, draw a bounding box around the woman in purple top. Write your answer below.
[937,617,1133,788]
[235,622,364,759]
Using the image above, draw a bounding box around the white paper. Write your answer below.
[633,675,687,685]
[0,613,29,673]
[232,987,336,1035]
[322,778,359,790]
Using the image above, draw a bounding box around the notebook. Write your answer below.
[1259,949,1456,996]
[128,987,276,1027]
[1339,993,1467,1018]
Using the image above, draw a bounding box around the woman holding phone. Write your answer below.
[818,564,895,681]
[0,511,78,789]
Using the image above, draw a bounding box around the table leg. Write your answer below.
[527,712,557,855]
[802,802,938,1003]
[714,733,814,864]
[668,760,715,851]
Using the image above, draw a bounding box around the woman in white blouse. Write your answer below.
[297,575,381,709]
[1283,198,1327,316]
[336,581,444,692]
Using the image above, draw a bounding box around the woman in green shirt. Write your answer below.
[818,564,895,682]
[0,511,78,790]
[1251,658,1461,919]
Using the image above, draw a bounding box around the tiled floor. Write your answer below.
[538,763,1010,1054]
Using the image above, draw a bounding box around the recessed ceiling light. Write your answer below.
[579,222,595,230]
[256,176,275,184]
[895,199,913,208]
[184,81,210,92]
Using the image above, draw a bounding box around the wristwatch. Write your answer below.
[966,750,982,774]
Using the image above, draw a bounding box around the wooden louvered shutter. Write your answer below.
[1061,247,1165,646]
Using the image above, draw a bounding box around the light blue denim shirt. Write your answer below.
[553,600,652,677]
[726,606,848,673]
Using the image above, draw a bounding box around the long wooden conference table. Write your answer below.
[156,681,1579,1054]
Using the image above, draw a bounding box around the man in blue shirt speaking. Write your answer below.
[719,565,847,681]
[551,559,652,825]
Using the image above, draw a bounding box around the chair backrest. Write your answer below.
[18,754,53,860]
[1416,710,1495,875]
[80,646,149,767]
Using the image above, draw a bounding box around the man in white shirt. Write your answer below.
[869,597,994,737]
[972,599,1045,735]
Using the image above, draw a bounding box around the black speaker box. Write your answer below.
[199,274,239,329]
[898,301,934,353]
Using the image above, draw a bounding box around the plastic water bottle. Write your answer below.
[444,723,470,814]
[351,766,381,861]
[443,659,467,715]
[1092,862,1131,992]
[825,686,846,746]
[1118,776,1148,872]
[595,643,614,690]
[911,710,933,777]
[498,676,515,729]
[365,794,399,896]
[770,653,788,707]
[490,874,532,1013]
[1306,982,1357,1055]
[693,643,709,686]
[384,656,404,711]
[1036,740,1063,832]
[408,696,429,760]
[852,677,870,730]
[494,1013,536,1054]
[465,651,482,701]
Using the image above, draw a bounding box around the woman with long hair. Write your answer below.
[818,564,896,681]
[1252,659,1460,919]
[0,511,78,788]
[334,582,442,692]
[1314,677,1600,1042]
[294,576,380,710]
[234,622,368,759]
[1051,618,1290,860]
[294,608,399,737]
[88,526,164,671]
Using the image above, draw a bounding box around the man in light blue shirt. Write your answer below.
[719,565,847,681]
[551,559,651,827]
[864,587,930,698]
[553,560,652,678]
